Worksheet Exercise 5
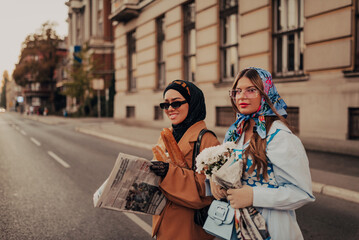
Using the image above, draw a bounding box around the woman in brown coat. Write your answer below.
[150,80,219,240]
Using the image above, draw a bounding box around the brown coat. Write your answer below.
[152,121,220,240]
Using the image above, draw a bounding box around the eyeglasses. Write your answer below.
[229,88,259,99]
[159,100,187,110]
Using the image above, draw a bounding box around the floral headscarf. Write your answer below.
[224,67,287,142]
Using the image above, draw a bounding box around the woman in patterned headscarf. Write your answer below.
[210,68,315,240]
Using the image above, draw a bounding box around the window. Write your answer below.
[183,1,196,82]
[98,0,103,36]
[31,82,40,91]
[216,106,236,127]
[156,16,166,89]
[98,21,103,37]
[154,106,164,120]
[32,97,41,107]
[75,10,84,44]
[98,17,103,37]
[127,30,137,91]
[355,0,359,70]
[286,107,299,134]
[349,108,359,139]
[220,0,238,83]
[126,106,135,118]
[273,0,304,77]
[62,68,67,79]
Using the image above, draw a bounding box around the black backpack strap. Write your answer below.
[192,129,217,171]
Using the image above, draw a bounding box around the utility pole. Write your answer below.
[97,89,101,118]
[105,88,109,117]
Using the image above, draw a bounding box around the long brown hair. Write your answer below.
[230,68,290,180]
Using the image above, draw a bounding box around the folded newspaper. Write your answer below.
[93,153,166,215]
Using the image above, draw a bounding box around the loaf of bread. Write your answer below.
[152,145,168,162]
[160,128,187,168]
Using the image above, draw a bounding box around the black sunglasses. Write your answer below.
[159,100,187,110]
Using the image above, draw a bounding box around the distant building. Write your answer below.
[6,78,22,112]
[17,38,68,115]
[109,0,359,154]
[54,38,69,113]
[66,0,115,116]
[20,52,52,114]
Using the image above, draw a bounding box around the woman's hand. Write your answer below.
[210,178,227,200]
[150,161,169,178]
[227,185,253,209]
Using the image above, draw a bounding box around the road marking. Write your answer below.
[30,137,41,146]
[47,151,70,168]
[20,130,27,135]
[123,212,152,235]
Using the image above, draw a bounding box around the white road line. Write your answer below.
[30,137,41,146]
[20,130,27,135]
[47,151,70,168]
[123,212,152,235]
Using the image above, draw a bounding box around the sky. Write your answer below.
[0,1,68,83]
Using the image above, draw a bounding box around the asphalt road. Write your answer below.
[0,113,153,240]
[1,113,359,240]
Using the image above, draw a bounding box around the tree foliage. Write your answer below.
[0,71,9,108]
[62,44,101,116]
[63,44,94,102]
[13,22,60,86]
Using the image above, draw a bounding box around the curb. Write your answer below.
[75,127,154,151]
[77,127,359,205]
[312,182,359,204]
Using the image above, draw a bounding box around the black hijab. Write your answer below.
[163,80,206,142]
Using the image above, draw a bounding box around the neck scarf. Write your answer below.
[163,80,206,142]
[224,67,287,142]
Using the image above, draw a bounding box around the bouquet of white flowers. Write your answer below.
[195,141,243,189]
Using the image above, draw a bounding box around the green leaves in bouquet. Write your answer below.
[205,148,235,176]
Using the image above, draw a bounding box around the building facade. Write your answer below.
[13,38,67,115]
[110,0,359,155]
[6,78,23,113]
[54,39,69,113]
[66,0,115,115]
[20,53,53,114]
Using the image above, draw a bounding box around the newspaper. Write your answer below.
[93,152,166,215]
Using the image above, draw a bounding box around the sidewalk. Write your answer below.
[22,113,359,204]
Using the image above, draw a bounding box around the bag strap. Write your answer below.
[192,129,217,171]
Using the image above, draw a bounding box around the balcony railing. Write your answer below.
[109,0,153,22]
[23,89,51,97]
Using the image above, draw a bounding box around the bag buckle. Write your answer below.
[214,205,229,221]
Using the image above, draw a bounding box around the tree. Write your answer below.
[0,71,9,108]
[12,22,61,111]
[62,44,97,116]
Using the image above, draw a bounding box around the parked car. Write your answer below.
[0,107,5,113]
